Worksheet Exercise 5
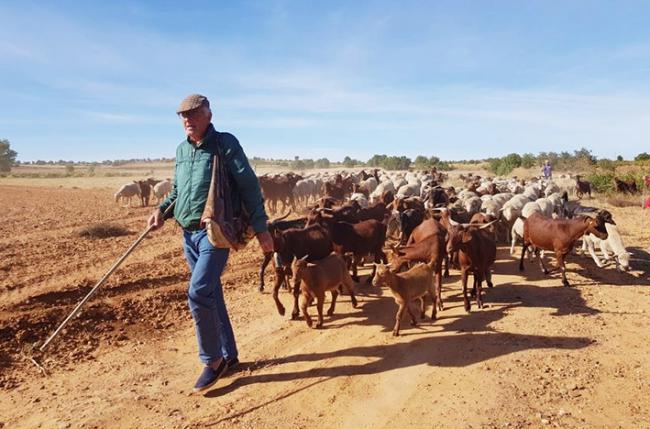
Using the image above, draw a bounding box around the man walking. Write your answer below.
[542,160,552,180]
[148,94,273,392]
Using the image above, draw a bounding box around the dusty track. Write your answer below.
[1,184,649,428]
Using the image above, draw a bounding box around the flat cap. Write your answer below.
[176,94,210,114]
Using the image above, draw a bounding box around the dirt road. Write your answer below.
[1,185,649,428]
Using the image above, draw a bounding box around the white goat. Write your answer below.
[580,223,631,271]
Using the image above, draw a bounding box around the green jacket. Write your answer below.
[159,124,268,233]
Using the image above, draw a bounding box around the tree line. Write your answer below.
[486,148,650,176]
[2,138,650,174]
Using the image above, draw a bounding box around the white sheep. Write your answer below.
[153,178,172,204]
[114,182,141,207]
[580,223,631,271]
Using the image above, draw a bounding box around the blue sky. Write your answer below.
[2,1,650,162]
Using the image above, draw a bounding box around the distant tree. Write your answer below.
[343,156,355,168]
[315,158,330,168]
[291,159,306,170]
[573,147,597,165]
[382,156,412,170]
[413,155,431,170]
[65,164,75,176]
[597,159,616,171]
[0,138,18,172]
[521,153,536,168]
[367,154,387,167]
[635,152,650,161]
[488,153,521,176]
[616,155,624,162]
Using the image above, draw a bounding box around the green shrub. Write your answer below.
[588,172,614,194]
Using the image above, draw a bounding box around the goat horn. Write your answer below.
[478,220,498,229]
[270,210,292,225]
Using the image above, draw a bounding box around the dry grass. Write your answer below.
[76,222,131,239]
[606,195,643,208]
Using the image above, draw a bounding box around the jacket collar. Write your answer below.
[188,123,217,148]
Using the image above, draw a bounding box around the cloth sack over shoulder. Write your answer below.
[200,146,254,250]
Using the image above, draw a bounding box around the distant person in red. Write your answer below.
[644,195,650,209]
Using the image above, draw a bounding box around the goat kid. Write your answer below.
[372,262,436,336]
[293,253,358,329]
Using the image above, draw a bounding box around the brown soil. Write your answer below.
[1,184,649,429]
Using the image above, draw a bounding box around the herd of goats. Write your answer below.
[254,168,641,335]
[114,168,644,335]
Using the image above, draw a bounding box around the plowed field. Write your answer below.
[1,184,649,429]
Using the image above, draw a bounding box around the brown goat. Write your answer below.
[520,212,608,286]
[293,253,358,329]
[270,224,333,319]
[389,219,446,316]
[372,262,436,336]
[448,222,497,312]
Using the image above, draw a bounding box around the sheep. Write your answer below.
[580,223,631,271]
[370,180,396,203]
[293,253,358,329]
[372,261,436,336]
[114,182,141,207]
[153,178,172,204]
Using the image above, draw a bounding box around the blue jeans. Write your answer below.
[182,229,237,365]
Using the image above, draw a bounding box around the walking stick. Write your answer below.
[39,201,176,352]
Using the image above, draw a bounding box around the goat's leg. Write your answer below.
[435,271,443,312]
[470,272,477,297]
[486,268,494,288]
[429,286,437,320]
[557,252,570,287]
[537,249,550,275]
[259,252,273,292]
[291,277,301,320]
[272,268,286,316]
[443,254,450,278]
[343,276,358,308]
[528,245,535,262]
[301,292,312,327]
[393,302,406,336]
[289,195,297,213]
[417,297,425,319]
[379,249,388,265]
[351,254,361,282]
[282,266,293,290]
[510,225,517,255]
[585,239,604,267]
[315,293,325,328]
[327,289,339,316]
[407,301,418,326]
[519,241,528,271]
[367,253,380,283]
[461,268,471,312]
[474,269,483,308]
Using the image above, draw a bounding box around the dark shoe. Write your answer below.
[226,357,239,370]
[193,359,228,393]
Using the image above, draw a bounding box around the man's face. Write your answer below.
[180,107,211,142]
